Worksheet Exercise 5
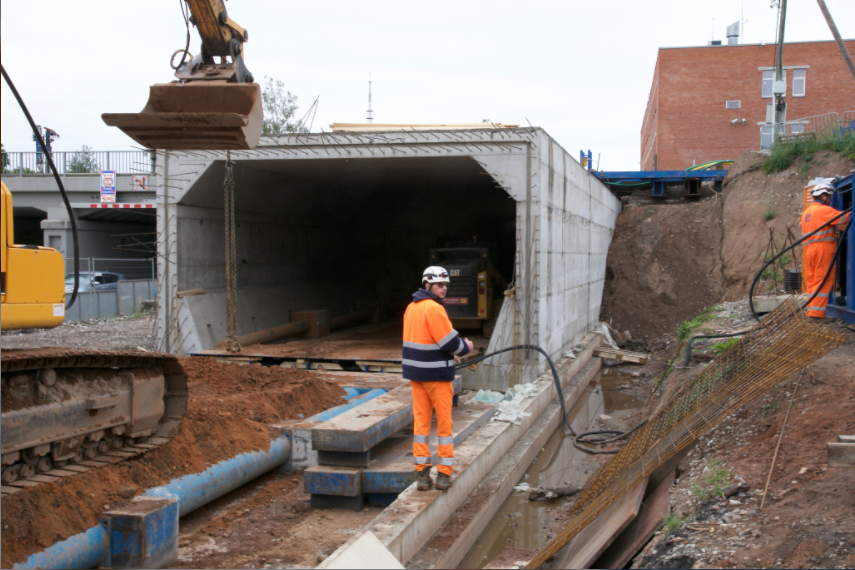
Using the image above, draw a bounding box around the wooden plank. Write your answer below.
[557,478,648,569]
[595,471,675,569]
[148,437,172,445]
[62,465,92,473]
[176,288,207,298]
[827,442,855,468]
[45,469,79,477]
[7,480,41,488]
[593,347,648,364]
[1,485,22,495]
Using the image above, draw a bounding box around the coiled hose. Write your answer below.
[456,345,642,454]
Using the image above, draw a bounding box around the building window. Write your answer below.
[760,126,774,150]
[726,100,741,109]
[762,70,786,98]
[792,69,806,97]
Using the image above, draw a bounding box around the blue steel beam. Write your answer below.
[594,170,729,183]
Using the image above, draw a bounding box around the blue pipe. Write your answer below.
[144,436,291,516]
[13,525,108,570]
[307,388,386,422]
[14,437,292,569]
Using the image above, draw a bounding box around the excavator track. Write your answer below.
[1,349,187,494]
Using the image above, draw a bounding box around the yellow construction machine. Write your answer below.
[1,179,188,487]
[102,0,263,150]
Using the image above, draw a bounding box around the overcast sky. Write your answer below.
[2,0,853,170]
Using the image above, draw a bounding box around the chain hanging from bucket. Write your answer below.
[223,151,240,352]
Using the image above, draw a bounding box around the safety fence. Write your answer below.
[527,298,847,568]
[64,257,157,281]
[779,111,855,138]
[65,280,157,323]
[1,150,154,176]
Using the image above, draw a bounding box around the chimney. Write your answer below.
[726,21,740,45]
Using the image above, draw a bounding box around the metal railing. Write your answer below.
[1,150,155,176]
[64,257,157,281]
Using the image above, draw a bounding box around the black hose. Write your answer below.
[748,207,851,320]
[1,65,79,309]
[456,344,634,454]
[684,331,749,366]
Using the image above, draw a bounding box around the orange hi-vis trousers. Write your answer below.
[804,242,836,317]
[411,380,454,476]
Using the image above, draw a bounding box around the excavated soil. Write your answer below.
[0,358,345,569]
[601,150,855,342]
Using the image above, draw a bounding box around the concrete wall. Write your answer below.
[153,128,620,389]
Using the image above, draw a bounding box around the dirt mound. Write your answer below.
[1,359,345,568]
[600,150,855,341]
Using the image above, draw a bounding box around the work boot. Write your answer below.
[435,473,453,491]
[416,468,433,491]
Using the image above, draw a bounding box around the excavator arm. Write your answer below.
[102,0,263,150]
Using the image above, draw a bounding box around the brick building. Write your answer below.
[640,39,855,171]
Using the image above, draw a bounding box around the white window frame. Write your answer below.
[762,69,786,98]
[760,125,774,150]
[792,69,806,97]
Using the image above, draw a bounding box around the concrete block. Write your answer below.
[318,530,404,569]
[311,493,364,511]
[312,378,461,454]
[100,497,179,569]
[304,465,362,496]
[827,442,855,468]
[291,310,330,338]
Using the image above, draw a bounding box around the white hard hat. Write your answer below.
[422,266,450,285]
[811,183,834,198]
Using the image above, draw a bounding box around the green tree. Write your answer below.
[261,77,307,135]
[1,143,8,173]
[67,145,100,173]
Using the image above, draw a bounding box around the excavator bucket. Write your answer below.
[102,82,263,150]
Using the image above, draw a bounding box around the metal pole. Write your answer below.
[773,0,788,145]
[815,0,855,85]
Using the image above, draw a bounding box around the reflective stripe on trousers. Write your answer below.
[410,380,455,475]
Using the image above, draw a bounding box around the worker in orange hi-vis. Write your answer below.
[402,266,473,491]
[801,183,851,320]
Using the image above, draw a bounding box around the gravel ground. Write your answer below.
[1,313,157,351]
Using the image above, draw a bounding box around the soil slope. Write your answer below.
[601,150,855,342]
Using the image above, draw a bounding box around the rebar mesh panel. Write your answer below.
[527,298,847,568]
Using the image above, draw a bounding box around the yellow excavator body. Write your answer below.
[0,181,66,330]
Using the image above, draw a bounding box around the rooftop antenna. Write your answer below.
[366,73,373,123]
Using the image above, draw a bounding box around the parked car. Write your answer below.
[64,271,125,293]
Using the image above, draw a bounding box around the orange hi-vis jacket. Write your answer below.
[402,289,470,382]
[801,202,851,317]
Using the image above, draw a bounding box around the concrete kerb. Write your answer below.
[317,333,603,568]
[412,355,602,569]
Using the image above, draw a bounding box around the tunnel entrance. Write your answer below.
[178,155,517,352]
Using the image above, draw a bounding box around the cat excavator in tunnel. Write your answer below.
[102,0,263,150]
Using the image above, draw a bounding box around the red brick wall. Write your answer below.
[639,40,855,171]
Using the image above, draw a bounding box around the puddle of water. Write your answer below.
[460,369,645,569]
[600,369,644,413]
[460,386,603,569]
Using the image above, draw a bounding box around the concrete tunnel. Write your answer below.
[155,128,620,390]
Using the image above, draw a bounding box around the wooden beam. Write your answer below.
[593,347,649,364]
